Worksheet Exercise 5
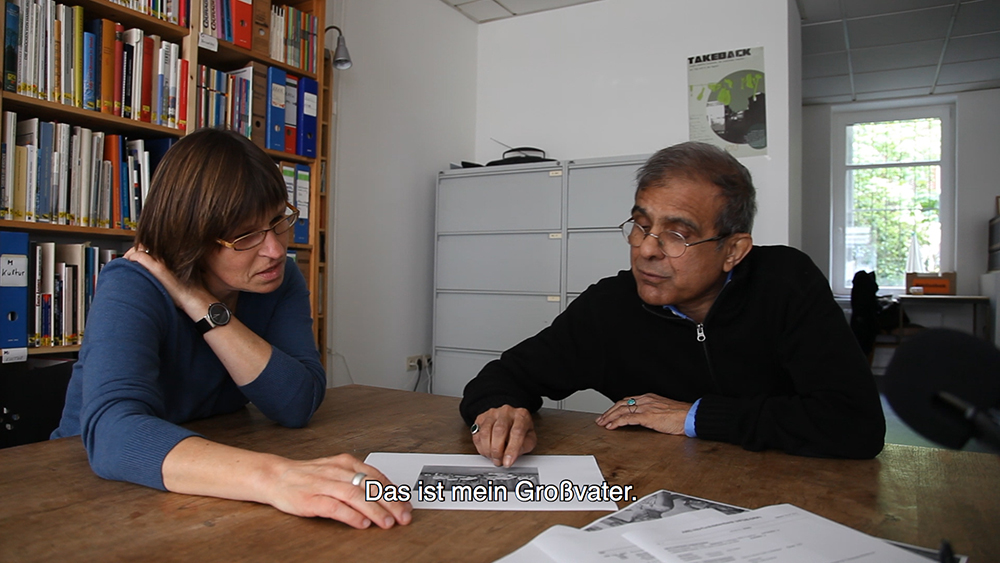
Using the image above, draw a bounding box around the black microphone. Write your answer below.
[883,328,1000,451]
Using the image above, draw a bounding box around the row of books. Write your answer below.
[0,231,117,355]
[3,0,189,130]
[267,3,318,74]
[0,111,176,228]
[195,61,316,157]
[197,0,317,75]
[106,0,189,27]
[278,160,309,245]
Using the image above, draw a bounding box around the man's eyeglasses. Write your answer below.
[619,219,726,258]
[217,203,300,251]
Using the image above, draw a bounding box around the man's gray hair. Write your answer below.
[635,141,757,235]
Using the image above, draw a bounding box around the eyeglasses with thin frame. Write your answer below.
[619,219,727,258]
[217,203,300,251]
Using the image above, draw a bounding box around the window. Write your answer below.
[831,105,955,295]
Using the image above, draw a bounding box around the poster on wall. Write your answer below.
[687,47,766,157]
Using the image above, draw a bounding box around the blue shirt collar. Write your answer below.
[663,270,734,320]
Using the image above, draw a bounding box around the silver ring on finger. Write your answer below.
[470,422,480,435]
[351,472,367,487]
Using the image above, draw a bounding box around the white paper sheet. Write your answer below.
[622,504,931,563]
[363,452,622,511]
[492,527,566,563]
[533,514,726,563]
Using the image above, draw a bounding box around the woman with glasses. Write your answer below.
[52,129,411,530]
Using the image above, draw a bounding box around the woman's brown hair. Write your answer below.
[135,128,287,282]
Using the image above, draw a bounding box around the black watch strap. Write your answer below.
[195,317,215,335]
[196,302,231,335]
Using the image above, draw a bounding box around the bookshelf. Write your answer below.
[0,0,328,368]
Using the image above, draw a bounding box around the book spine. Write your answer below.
[31,242,41,346]
[121,42,133,119]
[68,126,79,224]
[55,122,69,224]
[17,0,28,95]
[4,1,19,92]
[77,127,91,227]
[26,0,36,97]
[82,31,96,110]
[167,42,178,128]
[101,20,115,114]
[113,23,124,116]
[39,0,51,100]
[52,262,62,346]
[152,38,164,125]
[24,143,36,221]
[72,5,82,107]
[177,57,188,131]
[38,241,53,347]
[1,113,15,222]
[60,3,72,105]
[139,35,153,122]
[52,11,60,101]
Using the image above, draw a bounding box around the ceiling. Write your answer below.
[439,0,1000,106]
[438,0,601,22]
[799,0,1000,105]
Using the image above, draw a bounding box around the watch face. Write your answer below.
[208,302,231,326]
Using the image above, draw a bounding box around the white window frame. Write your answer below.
[830,104,955,296]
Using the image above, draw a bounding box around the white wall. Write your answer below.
[785,0,803,249]
[955,89,1000,295]
[475,0,801,246]
[801,104,832,277]
[800,88,1000,295]
[327,1,477,388]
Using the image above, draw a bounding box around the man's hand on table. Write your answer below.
[472,405,537,467]
[596,393,691,435]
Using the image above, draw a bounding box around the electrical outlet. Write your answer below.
[406,355,427,371]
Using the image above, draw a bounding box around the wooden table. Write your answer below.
[2,385,998,562]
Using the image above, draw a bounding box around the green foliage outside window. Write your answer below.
[847,118,942,288]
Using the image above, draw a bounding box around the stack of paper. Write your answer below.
[497,489,965,563]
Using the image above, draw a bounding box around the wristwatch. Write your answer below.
[195,302,232,335]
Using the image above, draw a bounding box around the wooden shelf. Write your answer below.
[72,0,189,42]
[263,148,313,164]
[197,38,317,80]
[0,220,137,239]
[0,93,184,139]
[28,345,80,356]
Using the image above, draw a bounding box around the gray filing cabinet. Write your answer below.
[432,155,647,413]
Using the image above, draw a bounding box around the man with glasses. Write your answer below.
[460,142,885,466]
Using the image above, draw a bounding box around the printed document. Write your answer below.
[363,453,621,511]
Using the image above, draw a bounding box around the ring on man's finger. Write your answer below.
[351,472,367,487]
[626,398,636,406]
[470,423,480,435]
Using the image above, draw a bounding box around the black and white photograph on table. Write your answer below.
[583,489,746,531]
[417,465,540,493]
